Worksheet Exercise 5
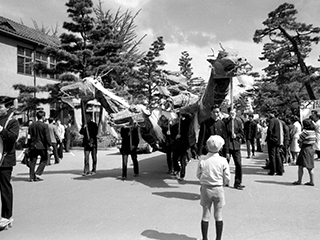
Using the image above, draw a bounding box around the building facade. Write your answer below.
[0,15,60,122]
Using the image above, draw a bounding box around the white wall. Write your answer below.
[0,35,57,117]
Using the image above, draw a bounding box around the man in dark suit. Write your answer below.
[28,110,52,181]
[197,105,227,157]
[0,100,19,228]
[225,107,245,190]
[244,114,257,158]
[266,111,284,175]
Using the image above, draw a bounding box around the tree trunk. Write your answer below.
[279,26,316,100]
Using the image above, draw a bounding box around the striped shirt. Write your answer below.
[298,130,316,146]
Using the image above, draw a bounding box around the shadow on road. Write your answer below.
[15,153,189,189]
[255,180,295,186]
[141,229,197,240]
[241,164,268,175]
[152,191,200,201]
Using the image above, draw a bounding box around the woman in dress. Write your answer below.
[293,118,316,186]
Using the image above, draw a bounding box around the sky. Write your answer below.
[1,0,320,81]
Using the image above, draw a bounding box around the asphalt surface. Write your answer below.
[1,146,320,240]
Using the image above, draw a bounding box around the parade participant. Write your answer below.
[266,111,284,175]
[80,114,98,176]
[197,104,227,157]
[28,111,52,181]
[160,116,175,174]
[224,107,245,190]
[0,100,19,230]
[171,112,192,181]
[47,118,60,165]
[120,118,139,180]
[56,119,65,160]
[196,135,230,240]
[293,118,316,186]
[244,113,257,158]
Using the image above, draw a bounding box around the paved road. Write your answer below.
[1,146,320,240]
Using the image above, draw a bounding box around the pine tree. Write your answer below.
[135,36,167,108]
[178,51,193,80]
[253,2,320,100]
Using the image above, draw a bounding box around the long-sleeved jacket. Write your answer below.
[224,117,244,151]
[48,123,59,144]
[266,117,281,146]
[28,121,52,150]
[0,112,19,167]
[197,117,227,155]
[80,121,98,148]
[120,126,139,154]
[244,120,257,140]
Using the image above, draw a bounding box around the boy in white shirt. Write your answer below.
[197,135,230,240]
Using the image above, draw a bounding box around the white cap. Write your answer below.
[206,135,225,153]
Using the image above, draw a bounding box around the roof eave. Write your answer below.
[0,29,58,48]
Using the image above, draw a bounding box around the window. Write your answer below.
[17,46,32,75]
[17,46,58,79]
[49,57,57,79]
[35,51,48,78]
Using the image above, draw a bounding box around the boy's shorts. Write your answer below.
[200,185,225,208]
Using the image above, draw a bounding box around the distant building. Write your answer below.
[0,15,60,122]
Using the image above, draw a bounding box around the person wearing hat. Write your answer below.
[0,99,19,229]
[196,135,230,240]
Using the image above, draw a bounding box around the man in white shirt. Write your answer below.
[196,135,230,240]
[56,119,65,160]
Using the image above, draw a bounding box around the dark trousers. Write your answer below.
[64,139,71,152]
[246,138,255,156]
[49,143,59,164]
[29,149,48,179]
[0,167,13,219]
[256,138,262,152]
[172,150,188,178]
[58,142,63,159]
[84,148,97,173]
[122,149,139,178]
[166,146,173,172]
[268,142,283,174]
[228,149,242,186]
